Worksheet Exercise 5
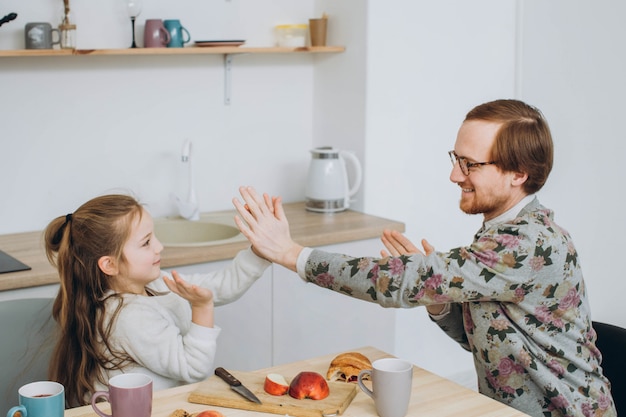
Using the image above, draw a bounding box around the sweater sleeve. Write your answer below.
[110,296,220,384]
[152,248,271,306]
[428,302,470,351]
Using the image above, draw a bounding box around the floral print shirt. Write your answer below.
[302,198,615,417]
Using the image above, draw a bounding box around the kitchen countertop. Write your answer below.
[0,202,405,291]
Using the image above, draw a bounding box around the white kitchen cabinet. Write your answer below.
[168,238,396,371]
[272,239,396,366]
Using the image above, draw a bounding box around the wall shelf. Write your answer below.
[1,45,345,104]
[0,45,345,57]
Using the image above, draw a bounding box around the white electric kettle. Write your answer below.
[305,146,363,213]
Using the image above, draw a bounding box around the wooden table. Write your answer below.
[65,346,529,417]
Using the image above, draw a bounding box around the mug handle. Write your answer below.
[160,27,171,44]
[181,26,191,44]
[7,405,27,417]
[51,28,61,46]
[357,369,374,399]
[91,391,113,417]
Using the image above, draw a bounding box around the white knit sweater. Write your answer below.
[94,248,270,394]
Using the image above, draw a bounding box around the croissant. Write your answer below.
[326,352,372,383]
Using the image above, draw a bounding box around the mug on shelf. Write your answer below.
[163,19,191,48]
[24,22,60,49]
[144,19,170,48]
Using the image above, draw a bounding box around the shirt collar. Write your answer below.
[484,194,536,230]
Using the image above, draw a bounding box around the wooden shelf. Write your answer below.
[1,45,346,104]
[0,46,345,58]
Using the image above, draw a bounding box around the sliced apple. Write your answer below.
[288,371,330,400]
[264,373,290,396]
[194,410,224,417]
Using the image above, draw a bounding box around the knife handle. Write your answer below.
[215,367,242,387]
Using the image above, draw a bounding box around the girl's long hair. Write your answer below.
[44,194,143,406]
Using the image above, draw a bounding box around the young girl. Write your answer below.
[43,194,270,407]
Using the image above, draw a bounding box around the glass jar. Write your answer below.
[59,22,76,49]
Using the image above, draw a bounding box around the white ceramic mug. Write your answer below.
[357,358,413,417]
[91,373,152,417]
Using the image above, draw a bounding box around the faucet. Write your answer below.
[170,139,200,221]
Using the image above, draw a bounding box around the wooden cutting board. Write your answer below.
[188,371,357,417]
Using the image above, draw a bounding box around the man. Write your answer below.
[233,99,616,417]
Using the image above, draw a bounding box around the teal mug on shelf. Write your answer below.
[163,19,191,48]
[7,381,65,417]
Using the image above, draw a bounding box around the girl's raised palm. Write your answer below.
[163,270,214,307]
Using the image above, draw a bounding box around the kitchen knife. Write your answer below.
[214,367,262,404]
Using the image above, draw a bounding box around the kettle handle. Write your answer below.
[339,150,362,198]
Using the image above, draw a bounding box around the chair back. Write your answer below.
[0,297,56,412]
[593,320,626,415]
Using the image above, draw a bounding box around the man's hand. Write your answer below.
[380,229,434,257]
[380,229,445,315]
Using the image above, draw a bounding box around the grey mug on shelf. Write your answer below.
[24,22,60,49]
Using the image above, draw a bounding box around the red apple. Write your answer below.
[195,410,224,417]
[288,371,330,400]
[264,373,290,396]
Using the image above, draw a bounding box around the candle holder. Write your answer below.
[59,0,76,49]
[124,0,143,48]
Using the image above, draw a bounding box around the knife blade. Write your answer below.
[214,367,262,404]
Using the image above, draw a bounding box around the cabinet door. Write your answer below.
[272,239,396,366]
[164,261,273,371]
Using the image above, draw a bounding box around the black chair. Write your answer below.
[593,321,626,415]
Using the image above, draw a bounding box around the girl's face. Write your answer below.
[113,209,164,295]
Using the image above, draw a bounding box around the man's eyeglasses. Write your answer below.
[448,151,497,176]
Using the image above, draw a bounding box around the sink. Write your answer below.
[153,214,245,247]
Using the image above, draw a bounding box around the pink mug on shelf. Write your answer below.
[143,19,170,48]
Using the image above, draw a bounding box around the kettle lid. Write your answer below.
[310,146,339,159]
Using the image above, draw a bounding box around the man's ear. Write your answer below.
[98,256,119,276]
[511,171,528,187]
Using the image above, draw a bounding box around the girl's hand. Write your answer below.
[164,270,214,306]
[232,186,303,271]
[164,270,214,327]
[380,229,434,257]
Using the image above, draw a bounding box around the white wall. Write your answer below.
[359,0,626,382]
[0,0,322,233]
[362,0,518,380]
[519,0,626,328]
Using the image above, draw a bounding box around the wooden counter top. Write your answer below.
[0,202,405,292]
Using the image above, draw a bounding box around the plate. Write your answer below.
[194,40,245,47]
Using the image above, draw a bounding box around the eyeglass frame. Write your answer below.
[448,150,497,176]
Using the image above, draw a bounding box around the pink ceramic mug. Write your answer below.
[143,19,170,48]
[91,373,152,417]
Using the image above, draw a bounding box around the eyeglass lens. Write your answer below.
[449,151,469,175]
